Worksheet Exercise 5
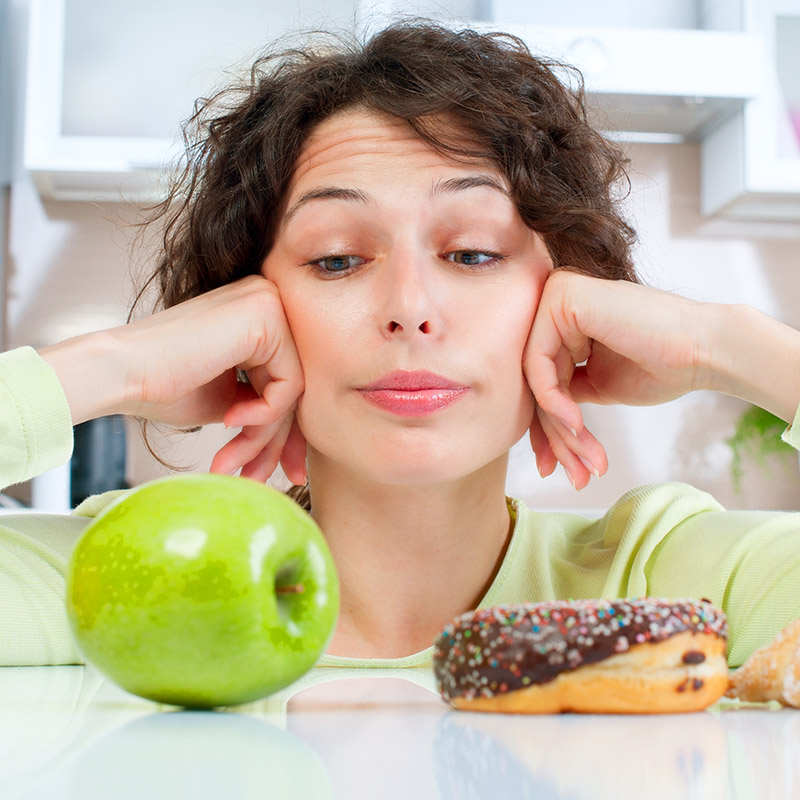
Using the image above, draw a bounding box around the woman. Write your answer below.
[2,21,799,668]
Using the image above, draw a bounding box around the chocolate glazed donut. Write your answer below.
[433,598,729,714]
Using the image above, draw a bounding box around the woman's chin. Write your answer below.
[303,420,521,490]
[331,451,508,490]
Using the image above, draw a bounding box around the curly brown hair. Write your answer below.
[133,19,638,509]
[136,19,636,311]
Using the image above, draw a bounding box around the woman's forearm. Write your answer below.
[701,303,800,423]
[39,329,130,426]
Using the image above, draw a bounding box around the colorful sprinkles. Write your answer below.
[432,597,727,702]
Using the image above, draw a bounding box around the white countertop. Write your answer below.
[2,665,799,799]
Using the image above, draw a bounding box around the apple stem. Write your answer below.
[276,583,305,595]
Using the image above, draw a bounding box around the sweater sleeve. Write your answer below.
[0,491,125,667]
[641,412,800,668]
[0,512,88,665]
[644,504,800,668]
[0,347,74,491]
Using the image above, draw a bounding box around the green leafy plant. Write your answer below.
[726,405,796,494]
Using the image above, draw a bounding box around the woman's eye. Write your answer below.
[446,251,500,267]
[311,255,364,274]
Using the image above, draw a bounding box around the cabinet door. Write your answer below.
[24,0,361,201]
[701,0,800,219]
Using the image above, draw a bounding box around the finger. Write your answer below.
[221,382,261,427]
[553,413,609,480]
[528,411,557,477]
[240,325,305,413]
[568,366,604,405]
[537,409,608,489]
[524,332,587,436]
[224,392,296,430]
[573,425,608,479]
[239,415,295,483]
[224,372,302,429]
[209,415,290,476]
[279,417,308,486]
[537,410,589,489]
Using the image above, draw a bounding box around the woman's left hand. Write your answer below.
[523,270,734,489]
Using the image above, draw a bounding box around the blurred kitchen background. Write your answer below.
[2,0,800,511]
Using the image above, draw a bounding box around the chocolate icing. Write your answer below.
[433,597,727,702]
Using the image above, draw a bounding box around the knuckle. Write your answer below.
[241,285,285,322]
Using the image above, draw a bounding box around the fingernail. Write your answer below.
[567,470,577,490]
[557,417,578,437]
[579,456,600,478]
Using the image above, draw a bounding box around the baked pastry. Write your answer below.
[726,617,800,707]
[433,597,729,713]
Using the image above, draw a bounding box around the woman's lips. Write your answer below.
[357,370,469,417]
[358,387,469,416]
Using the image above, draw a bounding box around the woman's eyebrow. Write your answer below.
[281,175,509,228]
[431,175,510,197]
[281,187,370,228]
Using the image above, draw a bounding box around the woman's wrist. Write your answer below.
[39,329,132,425]
[702,303,800,423]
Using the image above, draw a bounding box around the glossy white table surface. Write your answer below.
[2,664,799,799]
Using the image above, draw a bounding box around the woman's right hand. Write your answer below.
[523,269,800,490]
[39,275,307,484]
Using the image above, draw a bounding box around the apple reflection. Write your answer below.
[68,709,334,800]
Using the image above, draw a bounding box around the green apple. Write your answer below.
[66,474,339,708]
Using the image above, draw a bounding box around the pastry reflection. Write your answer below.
[434,710,729,800]
[719,704,800,799]
[68,709,334,800]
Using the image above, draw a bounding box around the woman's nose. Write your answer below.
[379,252,443,340]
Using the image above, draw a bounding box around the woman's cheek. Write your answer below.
[507,365,535,439]
[292,370,331,455]
[285,318,345,451]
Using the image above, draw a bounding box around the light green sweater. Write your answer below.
[2,346,800,670]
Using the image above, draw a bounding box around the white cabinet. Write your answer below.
[20,0,796,214]
[701,1,800,219]
[24,0,362,201]
[474,23,761,140]
[480,0,763,140]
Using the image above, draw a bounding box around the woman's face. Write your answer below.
[262,108,553,486]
